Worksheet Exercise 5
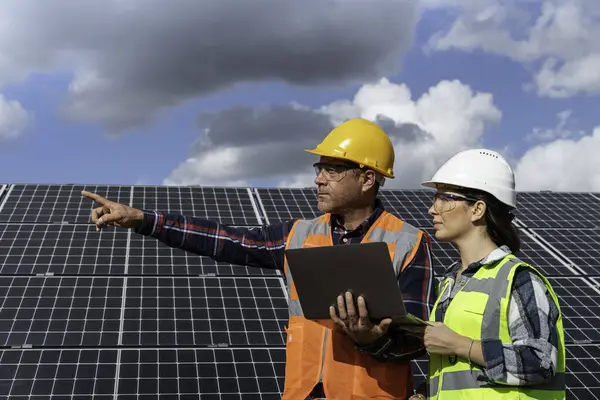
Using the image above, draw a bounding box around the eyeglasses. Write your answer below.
[313,162,359,182]
[432,192,480,212]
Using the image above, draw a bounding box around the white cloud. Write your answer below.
[426,0,600,98]
[527,109,585,142]
[515,125,600,191]
[164,78,503,189]
[0,94,30,140]
[0,0,418,132]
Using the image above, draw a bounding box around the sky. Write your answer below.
[0,0,599,192]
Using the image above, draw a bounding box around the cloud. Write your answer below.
[0,94,30,141]
[0,0,418,132]
[164,78,502,188]
[515,125,600,191]
[425,0,600,98]
[527,109,585,142]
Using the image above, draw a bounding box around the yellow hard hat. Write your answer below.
[305,118,395,178]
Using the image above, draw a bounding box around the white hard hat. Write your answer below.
[421,149,517,208]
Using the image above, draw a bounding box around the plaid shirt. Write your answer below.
[433,246,560,386]
[135,199,436,363]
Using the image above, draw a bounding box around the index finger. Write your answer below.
[81,190,107,205]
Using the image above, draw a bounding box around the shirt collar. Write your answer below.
[330,198,385,235]
[444,245,512,277]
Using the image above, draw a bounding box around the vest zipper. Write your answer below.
[319,328,329,382]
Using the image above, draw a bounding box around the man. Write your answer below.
[82,118,436,400]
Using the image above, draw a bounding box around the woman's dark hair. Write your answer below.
[462,189,521,254]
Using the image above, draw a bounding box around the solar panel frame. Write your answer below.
[131,186,262,226]
[528,228,600,276]
[0,184,133,224]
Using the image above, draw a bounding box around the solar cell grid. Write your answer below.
[0,349,118,397]
[531,229,600,275]
[0,276,123,347]
[548,277,600,343]
[256,188,319,223]
[0,184,132,224]
[378,189,434,228]
[515,192,600,229]
[0,224,128,275]
[131,186,260,226]
[128,234,279,276]
[566,345,600,399]
[117,348,285,399]
[122,277,288,347]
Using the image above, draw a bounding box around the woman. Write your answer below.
[410,149,566,400]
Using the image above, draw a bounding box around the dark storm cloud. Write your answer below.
[165,103,433,184]
[0,0,418,131]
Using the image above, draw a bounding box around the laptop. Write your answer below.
[285,241,427,328]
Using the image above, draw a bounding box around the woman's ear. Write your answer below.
[470,200,487,222]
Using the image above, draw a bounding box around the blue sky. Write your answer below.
[0,1,598,191]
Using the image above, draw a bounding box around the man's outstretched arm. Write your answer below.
[357,232,436,362]
[81,190,295,271]
[135,210,296,271]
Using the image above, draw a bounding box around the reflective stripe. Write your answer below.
[480,257,520,341]
[440,370,566,391]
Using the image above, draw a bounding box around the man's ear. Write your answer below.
[361,170,377,193]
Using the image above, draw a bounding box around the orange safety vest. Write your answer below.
[281,210,428,400]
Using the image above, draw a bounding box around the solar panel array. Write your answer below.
[0,183,598,398]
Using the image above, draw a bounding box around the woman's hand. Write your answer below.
[424,322,468,356]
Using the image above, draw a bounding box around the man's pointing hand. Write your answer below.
[81,190,144,232]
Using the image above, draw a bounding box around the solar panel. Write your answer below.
[515,192,600,229]
[122,277,287,347]
[548,277,600,343]
[0,348,119,397]
[378,189,434,228]
[255,188,436,228]
[128,234,279,276]
[529,229,600,275]
[131,186,261,226]
[1,183,600,397]
[0,276,123,347]
[0,184,132,224]
[117,348,285,398]
[255,188,319,223]
[411,345,600,399]
[567,344,600,399]
[0,224,128,275]
[426,228,577,277]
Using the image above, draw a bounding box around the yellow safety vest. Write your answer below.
[428,254,566,399]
